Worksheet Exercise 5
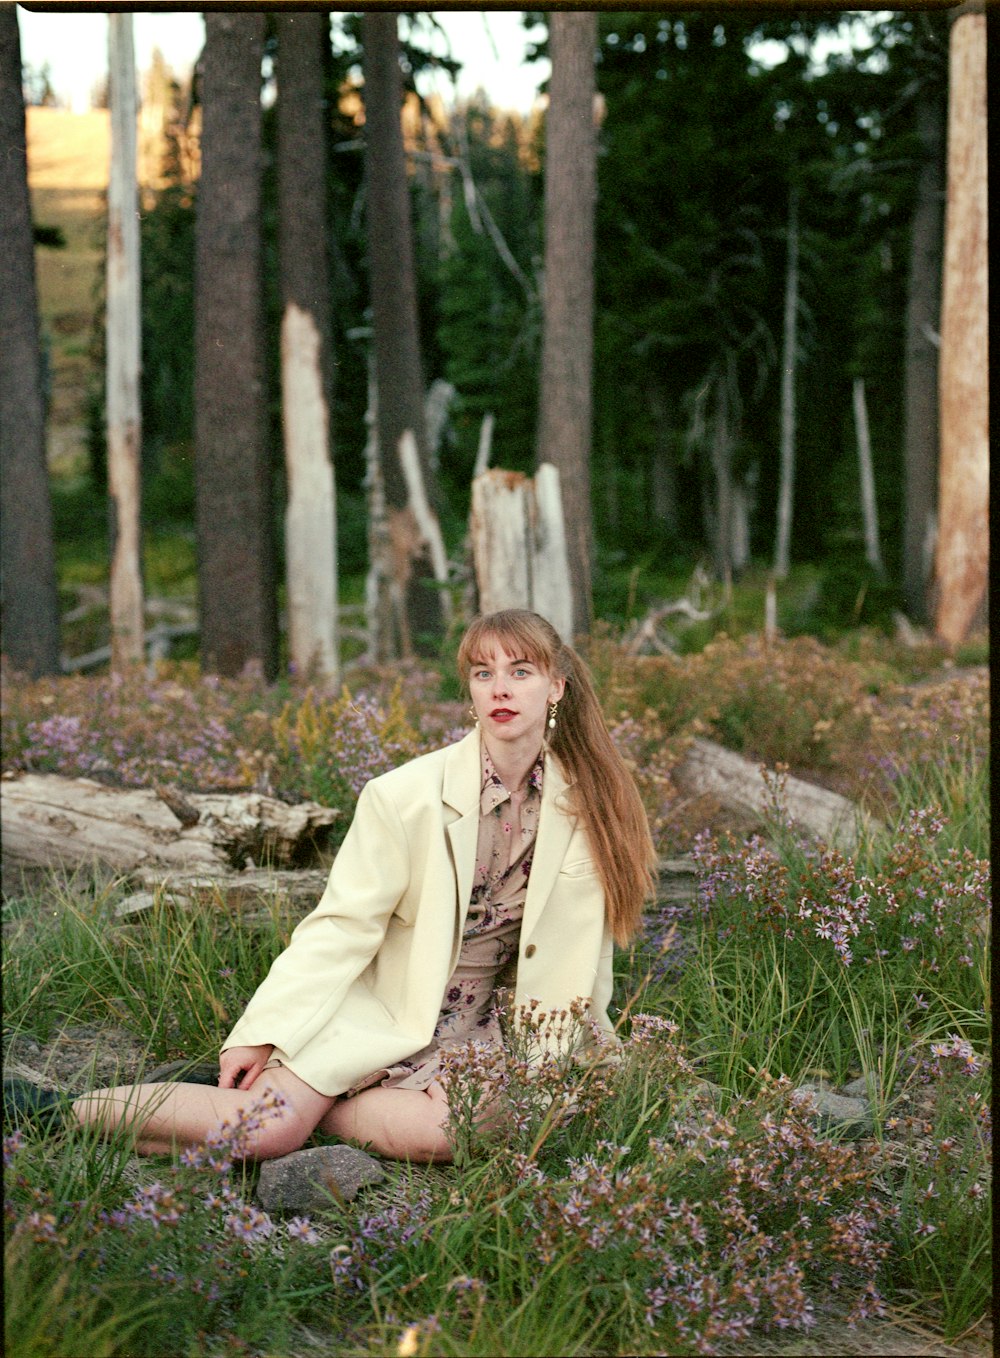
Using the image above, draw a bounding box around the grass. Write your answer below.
[1,636,990,1356]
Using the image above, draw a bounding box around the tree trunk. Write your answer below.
[536,11,597,637]
[362,11,445,657]
[902,90,945,622]
[276,11,338,687]
[648,386,679,540]
[773,186,799,580]
[853,378,884,576]
[106,15,145,671]
[469,465,573,641]
[731,476,753,575]
[934,8,988,647]
[711,373,734,583]
[0,9,61,678]
[194,14,278,679]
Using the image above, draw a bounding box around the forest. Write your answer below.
[0,10,991,1358]
[0,7,988,683]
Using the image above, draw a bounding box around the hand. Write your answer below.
[218,1044,274,1090]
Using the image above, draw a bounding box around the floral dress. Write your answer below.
[351,744,543,1094]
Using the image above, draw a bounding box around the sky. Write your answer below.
[14,8,551,115]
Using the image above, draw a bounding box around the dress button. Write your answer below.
[524,943,536,958]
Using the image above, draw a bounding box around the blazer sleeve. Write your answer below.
[222,777,411,1060]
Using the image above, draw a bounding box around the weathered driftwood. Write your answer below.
[0,773,340,878]
[120,867,331,917]
[677,738,877,853]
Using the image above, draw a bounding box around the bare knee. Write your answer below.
[246,1115,312,1161]
[321,1087,454,1163]
[387,1120,453,1164]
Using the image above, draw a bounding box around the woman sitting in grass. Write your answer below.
[5,610,656,1163]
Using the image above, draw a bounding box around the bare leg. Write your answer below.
[317,1080,453,1163]
[70,1067,338,1160]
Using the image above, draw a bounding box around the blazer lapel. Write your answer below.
[443,729,483,963]
[520,750,576,947]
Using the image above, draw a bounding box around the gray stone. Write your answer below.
[256,1144,385,1213]
[791,1083,873,1138]
[840,1074,876,1101]
[113,892,157,919]
[690,1078,725,1103]
[144,1058,220,1085]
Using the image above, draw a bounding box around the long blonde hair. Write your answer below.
[457,609,656,944]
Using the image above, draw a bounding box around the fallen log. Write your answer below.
[118,867,332,918]
[677,738,878,853]
[0,773,340,881]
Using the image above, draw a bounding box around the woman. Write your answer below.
[5,611,656,1163]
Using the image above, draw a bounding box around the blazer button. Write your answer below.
[524,943,536,958]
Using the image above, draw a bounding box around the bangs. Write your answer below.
[457,610,559,678]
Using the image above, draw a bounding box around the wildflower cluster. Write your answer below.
[269,683,425,821]
[1,664,441,824]
[864,670,990,787]
[3,667,267,790]
[4,1093,326,1342]
[487,1045,897,1353]
[329,1188,434,1293]
[679,810,988,1005]
[879,1037,992,1332]
[438,998,619,1165]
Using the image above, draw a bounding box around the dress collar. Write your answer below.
[479,743,544,816]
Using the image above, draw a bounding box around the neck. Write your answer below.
[482,734,543,795]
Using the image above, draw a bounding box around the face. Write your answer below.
[468,643,565,751]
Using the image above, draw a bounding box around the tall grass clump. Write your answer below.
[2,876,299,1063]
[4,1097,334,1358]
[864,668,990,858]
[636,749,990,1338]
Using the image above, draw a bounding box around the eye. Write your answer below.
[513,668,530,678]
[473,669,491,681]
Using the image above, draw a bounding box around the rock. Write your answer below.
[840,1074,876,1101]
[791,1082,873,1138]
[114,892,158,919]
[256,1144,385,1213]
[691,1078,725,1103]
[144,1059,220,1086]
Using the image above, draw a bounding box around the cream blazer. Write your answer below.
[222,728,615,1096]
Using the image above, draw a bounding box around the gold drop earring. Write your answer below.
[548,702,558,730]
[469,705,479,725]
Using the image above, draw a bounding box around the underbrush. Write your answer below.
[2,632,989,860]
[2,632,989,1353]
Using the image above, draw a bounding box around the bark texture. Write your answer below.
[536,11,597,636]
[0,8,61,678]
[362,11,444,657]
[194,13,278,678]
[106,14,145,670]
[277,12,338,686]
[470,465,573,641]
[678,739,879,854]
[934,10,988,646]
[0,773,340,878]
